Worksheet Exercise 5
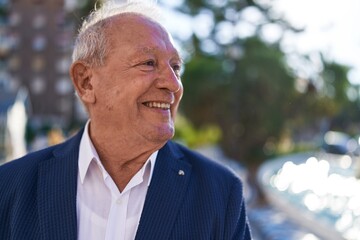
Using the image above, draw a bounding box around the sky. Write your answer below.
[160,0,360,84]
[264,0,360,84]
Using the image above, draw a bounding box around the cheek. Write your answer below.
[176,86,184,103]
[96,88,123,114]
[171,92,183,117]
[105,104,114,111]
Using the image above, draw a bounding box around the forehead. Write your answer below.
[106,14,179,57]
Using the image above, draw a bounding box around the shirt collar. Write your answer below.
[78,120,100,184]
[78,120,158,186]
[146,150,158,186]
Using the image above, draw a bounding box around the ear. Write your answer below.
[70,61,96,104]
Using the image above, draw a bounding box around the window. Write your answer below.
[33,14,46,29]
[55,77,72,95]
[32,35,47,51]
[8,12,21,27]
[8,56,21,71]
[55,57,71,74]
[32,56,45,72]
[31,76,46,94]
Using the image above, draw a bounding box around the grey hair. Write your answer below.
[72,0,163,66]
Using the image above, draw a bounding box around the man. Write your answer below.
[0,1,252,239]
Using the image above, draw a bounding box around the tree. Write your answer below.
[320,60,360,133]
[166,0,359,167]
[164,0,300,165]
[182,37,296,165]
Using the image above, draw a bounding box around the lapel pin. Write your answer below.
[178,170,185,176]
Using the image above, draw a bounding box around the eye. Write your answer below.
[172,64,181,71]
[135,59,156,71]
[144,60,155,66]
[172,63,182,76]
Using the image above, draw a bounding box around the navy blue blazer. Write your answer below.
[0,129,252,240]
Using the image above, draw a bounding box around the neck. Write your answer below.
[88,123,163,191]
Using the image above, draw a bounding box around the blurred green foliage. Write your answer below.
[168,0,360,166]
[181,37,299,165]
[174,114,221,148]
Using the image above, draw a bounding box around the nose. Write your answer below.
[155,64,182,93]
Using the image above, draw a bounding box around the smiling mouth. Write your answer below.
[143,102,171,110]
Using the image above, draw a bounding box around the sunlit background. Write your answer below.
[1,0,360,239]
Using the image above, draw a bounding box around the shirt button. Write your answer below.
[116,199,122,205]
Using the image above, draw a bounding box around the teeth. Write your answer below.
[145,102,170,109]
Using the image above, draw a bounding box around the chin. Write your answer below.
[146,125,175,143]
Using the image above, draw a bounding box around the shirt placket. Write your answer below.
[104,177,130,240]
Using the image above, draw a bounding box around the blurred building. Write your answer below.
[0,0,86,130]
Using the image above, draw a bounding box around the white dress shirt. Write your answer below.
[76,121,157,240]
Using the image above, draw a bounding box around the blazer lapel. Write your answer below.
[135,141,192,240]
[37,130,83,240]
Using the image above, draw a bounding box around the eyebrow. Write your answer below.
[133,46,183,62]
